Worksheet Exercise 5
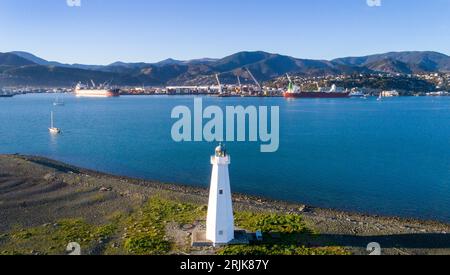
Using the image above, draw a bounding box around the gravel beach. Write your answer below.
[0,154,449,255]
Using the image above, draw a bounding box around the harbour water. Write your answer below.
[1,94,449,222]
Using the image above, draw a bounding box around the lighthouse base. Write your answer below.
[191,230,250,247]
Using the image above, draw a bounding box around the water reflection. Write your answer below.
[49,131,59,153]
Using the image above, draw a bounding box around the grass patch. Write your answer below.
[0,233,8,241]
[0,197,207,255]
[0,197,348,255]
[235,212,312,234]
[219,245,350,256]
[221,211,349,255]
[0,219,116,255]
[121,197,206,255]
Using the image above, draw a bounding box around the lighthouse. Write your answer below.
[206,143,235,246]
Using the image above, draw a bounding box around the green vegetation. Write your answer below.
[0,219,116,255]
[219,245,350,256]
[221,211,349,256]
[0,197,348,255]
[235,212,312,234]
[120,197,206,255]
[330,75,436,94]
[0,197,207,255]
[269,74,441,95]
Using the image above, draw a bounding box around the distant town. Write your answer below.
[1,72,449,98]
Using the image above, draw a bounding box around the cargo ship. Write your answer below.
[284,74,350,99]
[0,89,14,97]
[74,81,120,98]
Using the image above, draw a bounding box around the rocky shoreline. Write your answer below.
[1,154,449,255]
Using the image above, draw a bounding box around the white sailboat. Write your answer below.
[49,111,61,134]
[377,92,383,101]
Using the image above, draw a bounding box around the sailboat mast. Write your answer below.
[51,111,54,128]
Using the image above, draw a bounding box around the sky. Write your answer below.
[1,0,449,65]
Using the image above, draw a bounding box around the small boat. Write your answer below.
[377,91,384,101]
[350,90,365,98]
[377,93,383,101]
[49,111,61,134]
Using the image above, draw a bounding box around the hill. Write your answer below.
[0,53,35,67]
[333,51,450,74]
[2,50,449,86]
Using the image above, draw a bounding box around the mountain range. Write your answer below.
[1,50,449,87]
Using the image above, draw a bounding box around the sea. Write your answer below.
[1,94,449,222]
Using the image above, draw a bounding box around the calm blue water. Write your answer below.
[1,94,449,222]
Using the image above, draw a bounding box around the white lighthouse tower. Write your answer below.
[206,143,235,246]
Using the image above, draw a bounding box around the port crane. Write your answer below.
[286,73,293,84]
[215,74,223,95]
[237,75,242,94]
[245,68,262,94]
[286,73,301,93]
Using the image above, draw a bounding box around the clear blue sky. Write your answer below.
[1,0,449,65]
